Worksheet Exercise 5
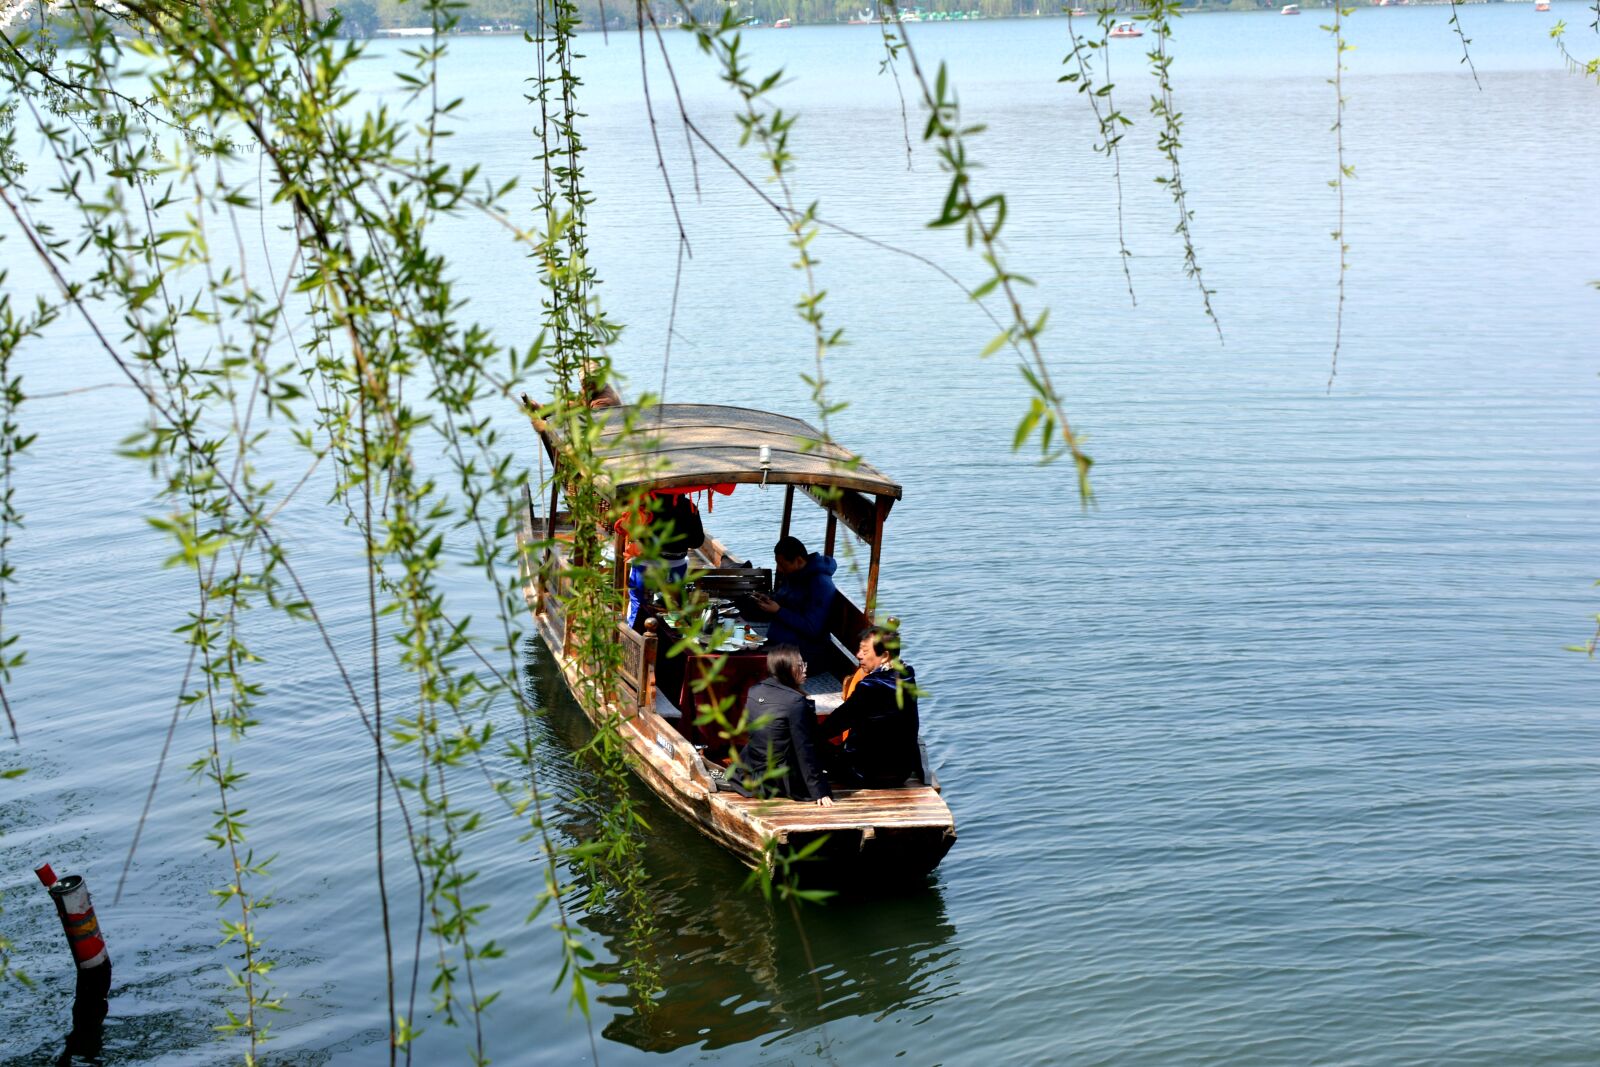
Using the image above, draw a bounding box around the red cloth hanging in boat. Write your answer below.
[614,486,732,559]
[651,483,736,512]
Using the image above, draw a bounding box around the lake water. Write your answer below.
[2,4,1598,1064]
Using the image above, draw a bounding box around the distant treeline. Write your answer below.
[334,0,1300,36]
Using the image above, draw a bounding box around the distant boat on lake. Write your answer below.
[1108,20,1141,37]
[1534,0,1550,9]
[1281,4,1301,14]
[774,16,793,27]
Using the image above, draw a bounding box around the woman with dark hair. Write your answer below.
[732,646,835,806]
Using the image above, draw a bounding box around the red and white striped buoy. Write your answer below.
[34,861,112,1059]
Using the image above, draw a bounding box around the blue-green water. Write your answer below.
[2,5,1598,1063]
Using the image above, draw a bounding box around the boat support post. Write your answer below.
[612,522,627,598]
[540,477,560,616]
[864,494,890,619]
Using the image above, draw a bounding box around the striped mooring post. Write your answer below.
[33,862,112,1060]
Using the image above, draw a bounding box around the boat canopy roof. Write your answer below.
[540,403,903,501]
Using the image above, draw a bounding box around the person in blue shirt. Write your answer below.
[748,535,838,667]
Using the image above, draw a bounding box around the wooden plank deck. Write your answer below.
[720,789,953,833]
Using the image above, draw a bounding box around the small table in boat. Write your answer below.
[650,609,849,751]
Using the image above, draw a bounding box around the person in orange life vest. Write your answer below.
[820,627,921,788]
[620,491,704,627]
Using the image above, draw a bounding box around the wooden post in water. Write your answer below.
[34,863,111,1061]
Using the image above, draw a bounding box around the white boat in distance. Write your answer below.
[1108,20,1141,37]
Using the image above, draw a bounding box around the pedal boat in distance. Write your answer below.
[516,400,956,882]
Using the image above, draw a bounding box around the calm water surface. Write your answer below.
[2,6,1598,1064]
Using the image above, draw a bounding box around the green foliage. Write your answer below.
[0,0,604,1052]
[1061,6,1136,305]
[877,0,1094,497]
[1323,5,1352,390]
[1,0,1582,1058]
[1551,20,1600,84]
[1142,0,1222,346]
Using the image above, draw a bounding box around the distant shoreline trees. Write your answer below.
[334,0,1344,35]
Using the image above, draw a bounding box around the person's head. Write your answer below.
[773,536,808,576]
[856,627,898,672]
[766,644,807,689]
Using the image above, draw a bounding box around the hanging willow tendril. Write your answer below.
[1062,6,1136,307]
[1550,18,1600,83]
[0,0,670,1056]
[1142,0,1221,345]
[1325,4,1353,393]
[1444,0,1481,89]
[877,21,915,171]
[878,0,1094,499]
[0,246,52,990]
[530,0,664,1021]
[0,266,48,746]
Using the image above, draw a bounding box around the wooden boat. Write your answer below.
[516,402,956,882]
[1108,20,1142,37]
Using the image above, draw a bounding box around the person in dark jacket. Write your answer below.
[821,628,922,788]
[749,536,838,666]
[733,646,835,806]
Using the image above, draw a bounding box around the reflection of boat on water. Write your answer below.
[601,881,958,1052]
[518,401,956,881]
[1108,20,1141,37]
[522,636,961,1054]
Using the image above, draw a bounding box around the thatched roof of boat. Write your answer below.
[540,403,903,501]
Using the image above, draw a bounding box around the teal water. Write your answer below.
[2,5,1598,1064]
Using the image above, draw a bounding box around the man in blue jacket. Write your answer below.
[750,536,838,667]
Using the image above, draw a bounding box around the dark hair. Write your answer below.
[766,645,806,689]
[858,626,898,660]
[773,535,807,562]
